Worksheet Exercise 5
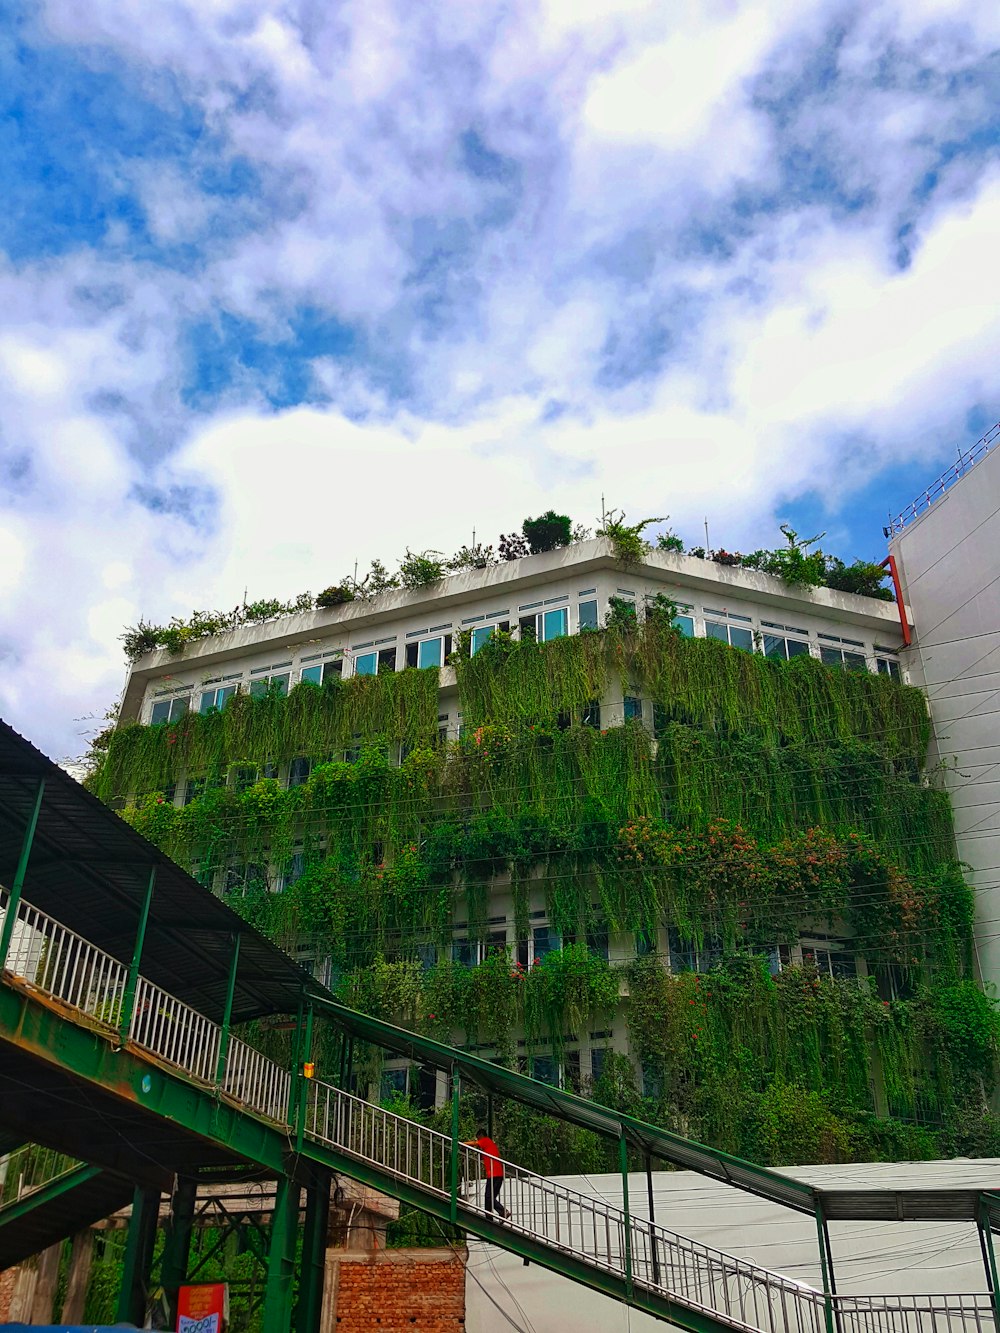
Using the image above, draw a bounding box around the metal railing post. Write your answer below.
[0,778,44,971]
[214,933,241,1086]
[979,1198,1000,1332]
[295,1004,315,1149]
[645,1152,661,1288]
[620,1131,633,1297]
[286,991,305,1127]
[815,1200,835,1333]
[119,868,156,1041]
[449,1072,461,1223]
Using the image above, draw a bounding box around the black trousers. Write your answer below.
[485,1175,508,1218]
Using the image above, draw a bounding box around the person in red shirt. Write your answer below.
[464,1127,509,1219]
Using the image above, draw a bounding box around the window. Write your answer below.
[532,1054,558,1086]
[232,765,259,794]
[223,862,269,896]
[564,1050,582,1092]
[183,774,223,805]
[381,1067,408,1100]
[802,942,857,980]
[414,1064,438,1111]
[249,672,290,697]
[288,757,311,787]
[578,600,599,631]
[820,646,867,671]
[642,1063,663,1100]
[415,942,437,971]
[418,637,443,668]
[706,620,753,652]
[471,625,494,654]
[452,939,476,967]
[354,652,377,676]
[673,613,695,637]
[540,608,568,642]
[586,927,609,962]
[876,656,901,680]
[281,852,306,890]
[532,925,561,961]
[590,1046,609,1083]
[668,927,721,973]
[581,700,601,728]
[300,664,324,685]
[199,684,238,713]
[624,696,643,722]
[636,928,657,956]
[376,645,397,673]
[763,633,811,661]
[150,695,190,725]
[518,614,537,642]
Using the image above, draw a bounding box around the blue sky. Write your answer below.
[2,0,1000,756]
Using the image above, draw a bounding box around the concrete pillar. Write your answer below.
[62,1229,95,1324]
[30,1243,62,1324]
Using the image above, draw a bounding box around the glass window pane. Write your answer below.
[417,637,443,669]
[532,1055,558,1086]
[452,939,476,967]
[200,691,216,714]
[249,679,268,697]
[705,620,728,641]
[673,615,694,637]
[322,659,343,683]
[590,1047,608,1082]
[820,647,842,666]
[542,608,568,641]
[533,925,560,960]
[729,627,753,652]
[169,697,189,721]
[355,652,377,676]
[300,664,323,685]
[578,600,599,630]
[219,685,237,707]
[787,639,810,658]
[471,626,493,655]
[271,674,289,695]
[151,701,171,725]
[763,634,787,660]
[843,652,867,671]
[624,696,642,721]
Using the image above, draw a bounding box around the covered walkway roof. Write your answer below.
[0,718,325,1023]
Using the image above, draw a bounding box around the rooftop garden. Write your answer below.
[120,510,893,662]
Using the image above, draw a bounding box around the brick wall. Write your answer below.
[327,1247,466,1331]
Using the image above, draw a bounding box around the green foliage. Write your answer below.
[656,531,685,553]
[757,526,828,588]
[316,584,355,608]
[398,549,445,588]
[522,510,573,553]
[447,543,496,571]
[596,508,666,565]
[824,557,893,600]
[95,611,1000,1168]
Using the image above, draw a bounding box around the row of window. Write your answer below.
[147,591,902,723]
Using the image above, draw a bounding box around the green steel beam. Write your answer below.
[117,1185,160,1326]
[215,934,241,1085]
[160,1175,198,1328]
[296,1167,331,1333]
[0,983,292,1178]
[980,1197,1000,1331]
[262,1174,299,1333]
[119,867,156,1041]
[0,778,45,970]
[0,1162,102,1229]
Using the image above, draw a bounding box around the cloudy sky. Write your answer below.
[2,0,999,759]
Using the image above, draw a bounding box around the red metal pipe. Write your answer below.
[880,554,911,646]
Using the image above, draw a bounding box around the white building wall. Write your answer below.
[465,1161,1000,1331]
[891,445,1000,989]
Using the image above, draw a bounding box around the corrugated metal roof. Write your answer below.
[0,718,324,1023]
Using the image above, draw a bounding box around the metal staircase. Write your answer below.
[0,1144,132,1269]
[1,888,996,1333]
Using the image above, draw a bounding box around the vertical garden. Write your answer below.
[92,621,1000,1168]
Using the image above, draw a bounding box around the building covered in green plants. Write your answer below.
[90,530,1000,1169]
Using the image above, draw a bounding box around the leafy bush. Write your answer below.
[597,508,666,565]
[824,558,893,601]
[316,584,355,609]
[498,532,530,561]
[448,543,496,571]
[522,510,573,553]
[657,532,684,553]
[398,549,445,588]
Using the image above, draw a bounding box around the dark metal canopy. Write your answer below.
[0,718,324,1023]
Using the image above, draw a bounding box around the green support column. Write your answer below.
[980,1199,1000,1331]
[263,1174,300,1333]
[295,1167,331,1333]
[449,1071,461,1223]
[295,1004,315,1149]
[160,1175,198,1328]
[815,1201,836,1333]
[119,867,156,1040]
[116,1185,161,1327]
[0,778,44,970]
[619,1132,633,1297]
[215,933,241,1085]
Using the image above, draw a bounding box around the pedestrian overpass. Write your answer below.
[1,718,999,1333]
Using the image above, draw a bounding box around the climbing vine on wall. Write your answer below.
[92,618,998,1167]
